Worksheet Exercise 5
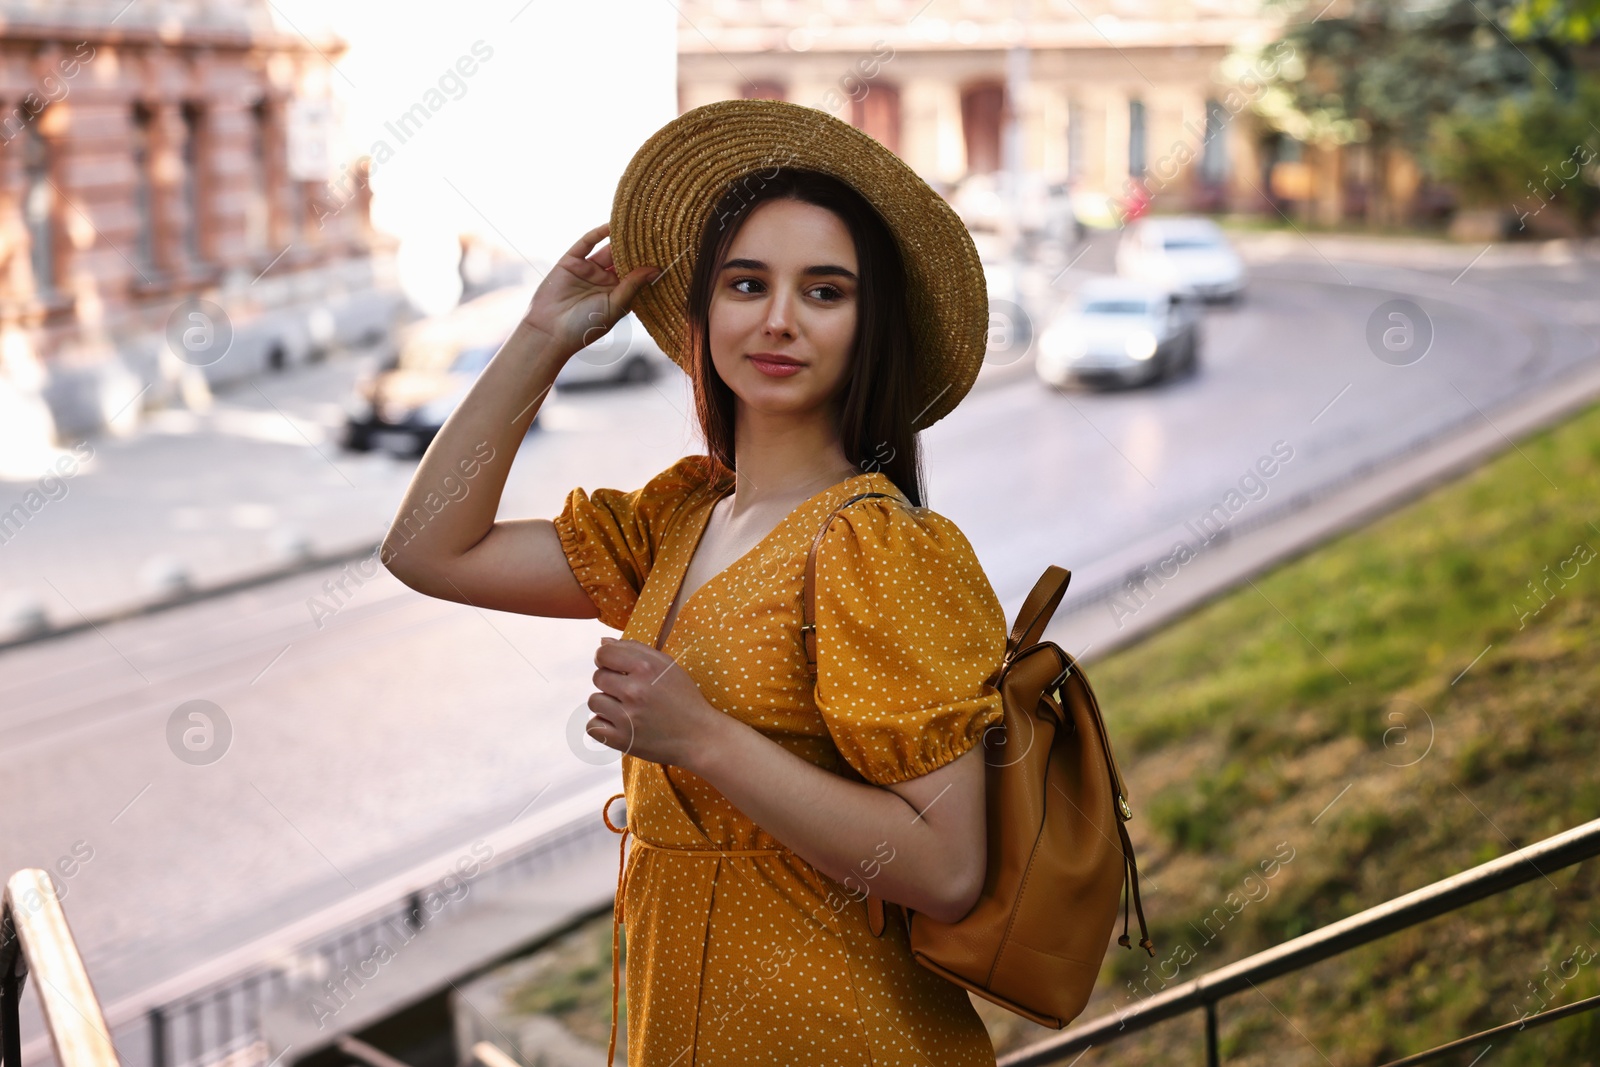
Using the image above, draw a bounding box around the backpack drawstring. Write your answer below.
[1114,819,1154,956]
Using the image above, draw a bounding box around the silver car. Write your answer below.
[1036,277,1201,389]
[1115,216,1246,302]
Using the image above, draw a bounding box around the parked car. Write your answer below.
[553,311,674,389]
[1114,216,1245,302]
[341,285,536,456]
[950,171,1082,246]
[1035,276,1200,389]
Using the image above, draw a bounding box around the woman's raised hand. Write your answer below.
[520,223,660,358]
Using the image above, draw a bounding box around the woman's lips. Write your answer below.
[747,354,805,377]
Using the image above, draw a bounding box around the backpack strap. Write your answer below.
[801,489,912,938]
[1006,565,1072,659]
[801,490,905,678]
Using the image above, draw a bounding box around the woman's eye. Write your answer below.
[808,285,844,302]
[730,277,764,295]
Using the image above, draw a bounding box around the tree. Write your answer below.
[1427,74,1600,233]
[1508,0,1600,45]
[1253,0,1574,225]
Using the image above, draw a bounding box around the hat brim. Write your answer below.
[609,98,988,432]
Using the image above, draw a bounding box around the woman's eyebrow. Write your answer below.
[721,257,858,281]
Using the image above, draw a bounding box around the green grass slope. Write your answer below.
[978,397,1600,1064]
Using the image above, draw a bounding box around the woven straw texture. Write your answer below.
[609,98,989,431]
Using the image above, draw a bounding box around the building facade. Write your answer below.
[0,0,401,449]
[674,0,1416,231]
[678,1,1276,203]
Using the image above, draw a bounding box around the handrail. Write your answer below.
[999,815,1600,1066]
[16,776,623,1067]
[1,869,120,1067]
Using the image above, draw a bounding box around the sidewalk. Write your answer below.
[0,342,434,647]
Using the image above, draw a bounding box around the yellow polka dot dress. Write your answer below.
[553,454,1007,1067]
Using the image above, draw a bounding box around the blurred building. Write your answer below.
[675,0,1353,225]
[0,0,402,447]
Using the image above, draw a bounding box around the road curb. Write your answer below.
[0,538,389,654]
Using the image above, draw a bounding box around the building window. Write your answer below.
[850,82,900,154]
[181,102,205,264]
[22,121,55,297]
[1066,97,1083,184]
[131,102,156,270]
[960,82,1004,174]
[1128,98,1146,179]
[1200,98,1227,185]
[246,99,271,253]
[741,81,786,100]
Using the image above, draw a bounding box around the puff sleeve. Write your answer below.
[812,497,1008,786]
[551,455,715,631]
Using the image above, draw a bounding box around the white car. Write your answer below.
[1036,276,1201,389]
[1115,216,1245,302]
[555,311,675,388]
[950,171,1080,245]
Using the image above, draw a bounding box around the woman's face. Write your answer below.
[707,197,858,426]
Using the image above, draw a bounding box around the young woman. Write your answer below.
[383,101,1005,1066]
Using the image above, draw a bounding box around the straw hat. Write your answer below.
[609,98,989,431]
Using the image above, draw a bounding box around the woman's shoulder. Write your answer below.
[815,479,1008,726]
[637,453,729,506]
[827,477,993,586]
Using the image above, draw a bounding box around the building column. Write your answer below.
[1030,82,1069,180]
[0,95,40,304]
[201,98,252,269]
[257,92,304,259]
[147,100,195,280]
[899,78,964,185]
[1100,91,1128,196]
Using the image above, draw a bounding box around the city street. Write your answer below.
[3,230,1599,1025]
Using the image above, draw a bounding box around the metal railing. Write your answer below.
[12,776,621,1067]
[998,816,1600,1066]
[2,869,119,1067]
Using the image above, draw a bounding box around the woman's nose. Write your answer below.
[764,288,796,339]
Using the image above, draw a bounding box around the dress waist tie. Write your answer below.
[600,793,793,1067]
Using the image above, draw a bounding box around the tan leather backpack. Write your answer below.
[801,491,1155,1028]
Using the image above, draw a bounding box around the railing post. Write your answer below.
[1205,1000,1219,1067]
[2,905,20,1067]
[148,1007,165,1067]
[3,870,118,1067]
[4,966,22,1067]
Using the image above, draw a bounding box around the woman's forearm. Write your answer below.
[381,318,567,574]
[684,714,975,922]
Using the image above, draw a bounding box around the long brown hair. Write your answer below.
[680,167,927,508]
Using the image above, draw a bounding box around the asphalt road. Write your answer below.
[3,231,1598,1026]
